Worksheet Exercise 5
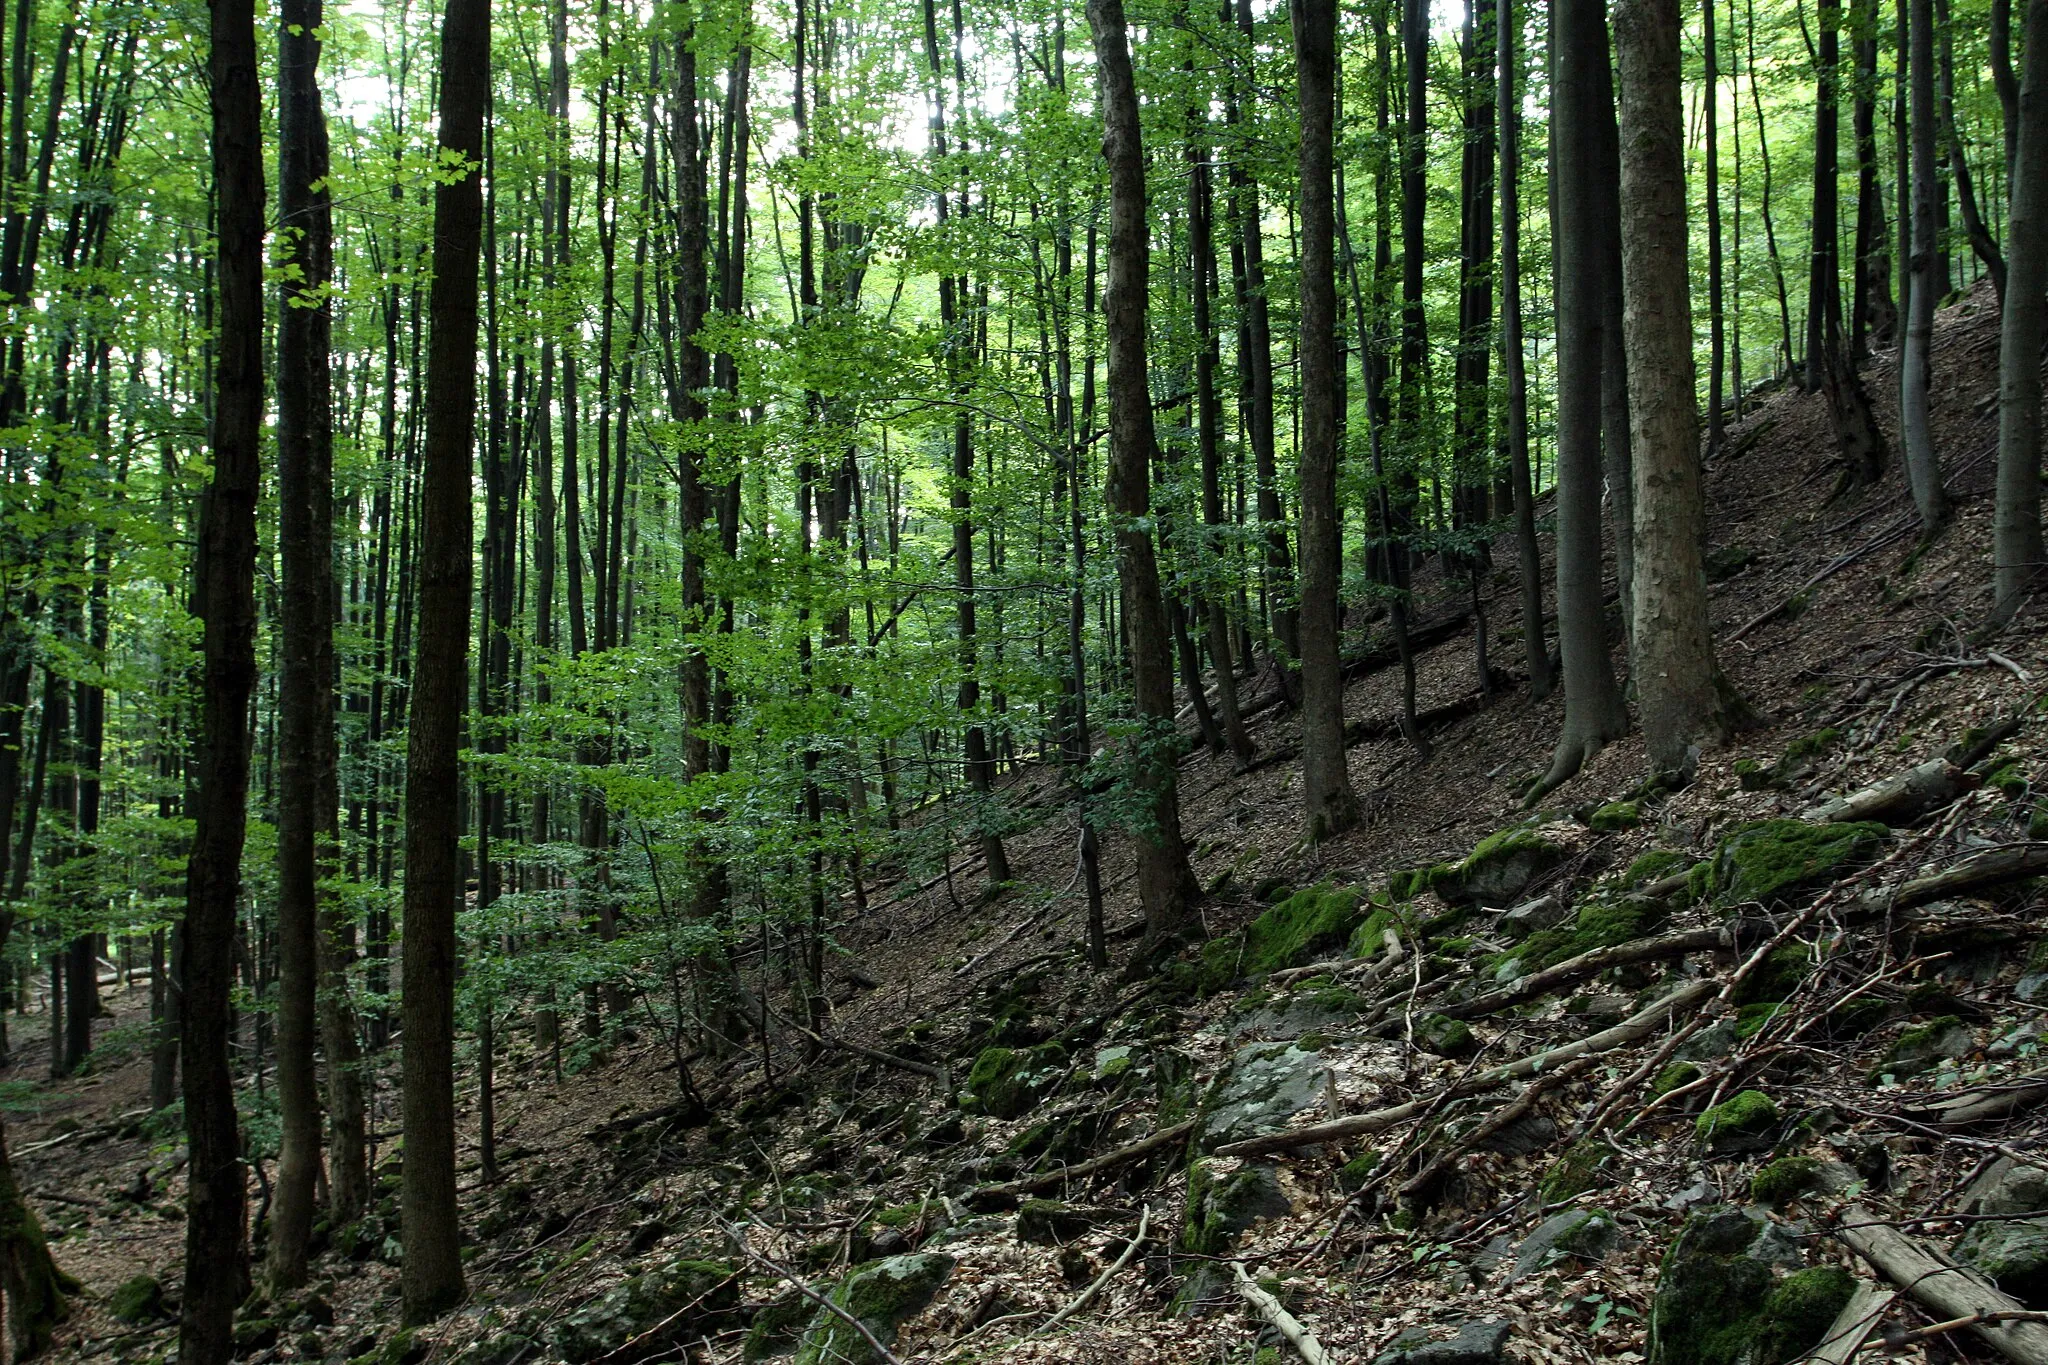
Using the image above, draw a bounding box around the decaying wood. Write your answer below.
[1803,758,1977,825]
[1436,927,1730,1021]
[1912,1070,2048,1128]
[966,1121,1196,1209]
[1804,1281,1895,1365]
[1871,843,2048,910]
[1215,980,1714,1159]
[1835,1204,2048,1365]
[1232,1261,1335,1365]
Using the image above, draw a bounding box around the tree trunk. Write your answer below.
[1500,0,1550,698]
[183,0,264,1346]
[1902,0,1954,534]
[1087,0,1199,945]
[268,0,334,1287]
[1537,0,1630,797]
[1706,0,1726,453]
[400,0,487,1322]
[1294,0,1362,840]
[1615,0,1745,773]
[1993,0,2048,620]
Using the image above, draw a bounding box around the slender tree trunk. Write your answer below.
[1938,0,2006,299]
[1705,0,1726,453]
[183,0,264,1345]
[268,0,335,1286]
[1500,0,1550,698]
[1087,0,1198,946]
[1992,0,2048,620]
[1537,0,1630,798]
[1851,0,1897,355]
[1294,0,1363,839]
[400,0,487,1322]
[1902,0,1954,533]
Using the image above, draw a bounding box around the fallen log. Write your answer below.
[1908,1070,2048,1128]
[1804,1282,1895,1365]
[1214,979,1714,1159]
[965,1120,1196,1210]
[1871,843,2048,911]
[1803,759,1978,826]
[1232,1261,1334,1365]
[1835,1204,2048,1365]
[1435,927,1731,1021]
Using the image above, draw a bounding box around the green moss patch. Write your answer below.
[1696,1090,1778,1154]
[1239,884,1367,975]
[1540,1140,1611,1203]
[1433,826,1569,907]
[1705,820,1887,907]
[1624,849,1688,888]
[1590,801,1641,832]
[1750,1157,1824,1207]
[1753,1268,1856,1364]
[965,1043,1067,1120]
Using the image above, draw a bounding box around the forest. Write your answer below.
[0,0,2045,1356]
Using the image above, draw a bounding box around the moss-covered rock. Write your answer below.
[553,1259,740,1363]
[1704,820,1886,907]
[1433,827,1568,907]
[1955,1222,2048,1307]
[1653,1062,1703,1098]
[1239,884,1368,974]
[1753,1268,1856,1363]
[1750,1157,1823,1207]
[1348,904,1408,958]
[1589,801,1641,832]
[1512,1210,1621,1280]
[1415,1014,1477,1058]
[1336,1150,1380,1194]
[963,1043,1067,1120]
[1182,1160,1291,1256]
[1695,1090,1779,1155]
[1733,945,1812,1006]
[792,1253,954,1365]
[1540,1140,1611,1203]
[743,1292,812,1362]
[1734,1002,1785,1040]
[1649,1208,1802,1365]
[1874,1016,1971,1082]
[108,1274,164,1325]
[1623,849,1689,888]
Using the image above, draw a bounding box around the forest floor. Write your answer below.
[28,283,2048,1365]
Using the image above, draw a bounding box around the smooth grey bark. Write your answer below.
[1615,0,1745,772]
[1901,0,1954,535]
[1499,0,1551,698]
[1993,0,2048,620]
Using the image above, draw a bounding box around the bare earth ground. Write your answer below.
[28,284,2048,1364]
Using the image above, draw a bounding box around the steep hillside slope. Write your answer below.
[28,287,2048,1365]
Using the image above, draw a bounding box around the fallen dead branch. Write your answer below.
[1835,1204,2048,1365]
[1035,1204,1151,1335]
[1803,759,1978,826]
[965,1121,1196,1209]
[1806,1282,1895,1365]
[1233,1260,1335,1365]
[1435,927,1731,1021]
[1215,979,1715,1159]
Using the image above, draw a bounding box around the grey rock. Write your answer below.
[1964,1158,2048,1218]
[1470,1234,1515,1277]
[1663,1179,1718,1213]
[1195,1042,1329,1150]
[2017,973,2048,1004]
[1479,1113,1558,1158]
[1500,896,1565,938]
[792,1253,955,1365]
[923,1215,1006,1248]
[1955,1221,2048,1308]
[1185,1160,1293,1254]
[1879,1019,1973,1080]
[1675,1021,1740,1063]
[1375,1320,1514,1365]
[1511,1210,1621,1281]
[1747,1219,1808,1270]
[552,1258,740,1364]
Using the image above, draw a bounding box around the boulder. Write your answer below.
[1374,1320,1514,1365]
[1702,820,1886,908]
[1875,1016,1972,1081]
[108,1274,164,1325]
[552,1258,739,1364]
[792,1253,954,1365]
[1648,1207,1847,1365]
[1434,828,1568,907]
[1511,1210,1621,1281]
[1195,1041,1328,1151]
[1182,1160,1292,1255]
[1014,1200,1113,1247]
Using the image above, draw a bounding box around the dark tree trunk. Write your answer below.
[1295,0,1363,839]
[1087,0,1199,945]
[182,0,265,1346]
[1993,0,2048,619]
[1536,0,1630,798]
[1902,0,1954,532]
[1851,0,1897,355]
[268,0,336,1287]
[399,0,488,1322]
[1499,0,1550,698]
